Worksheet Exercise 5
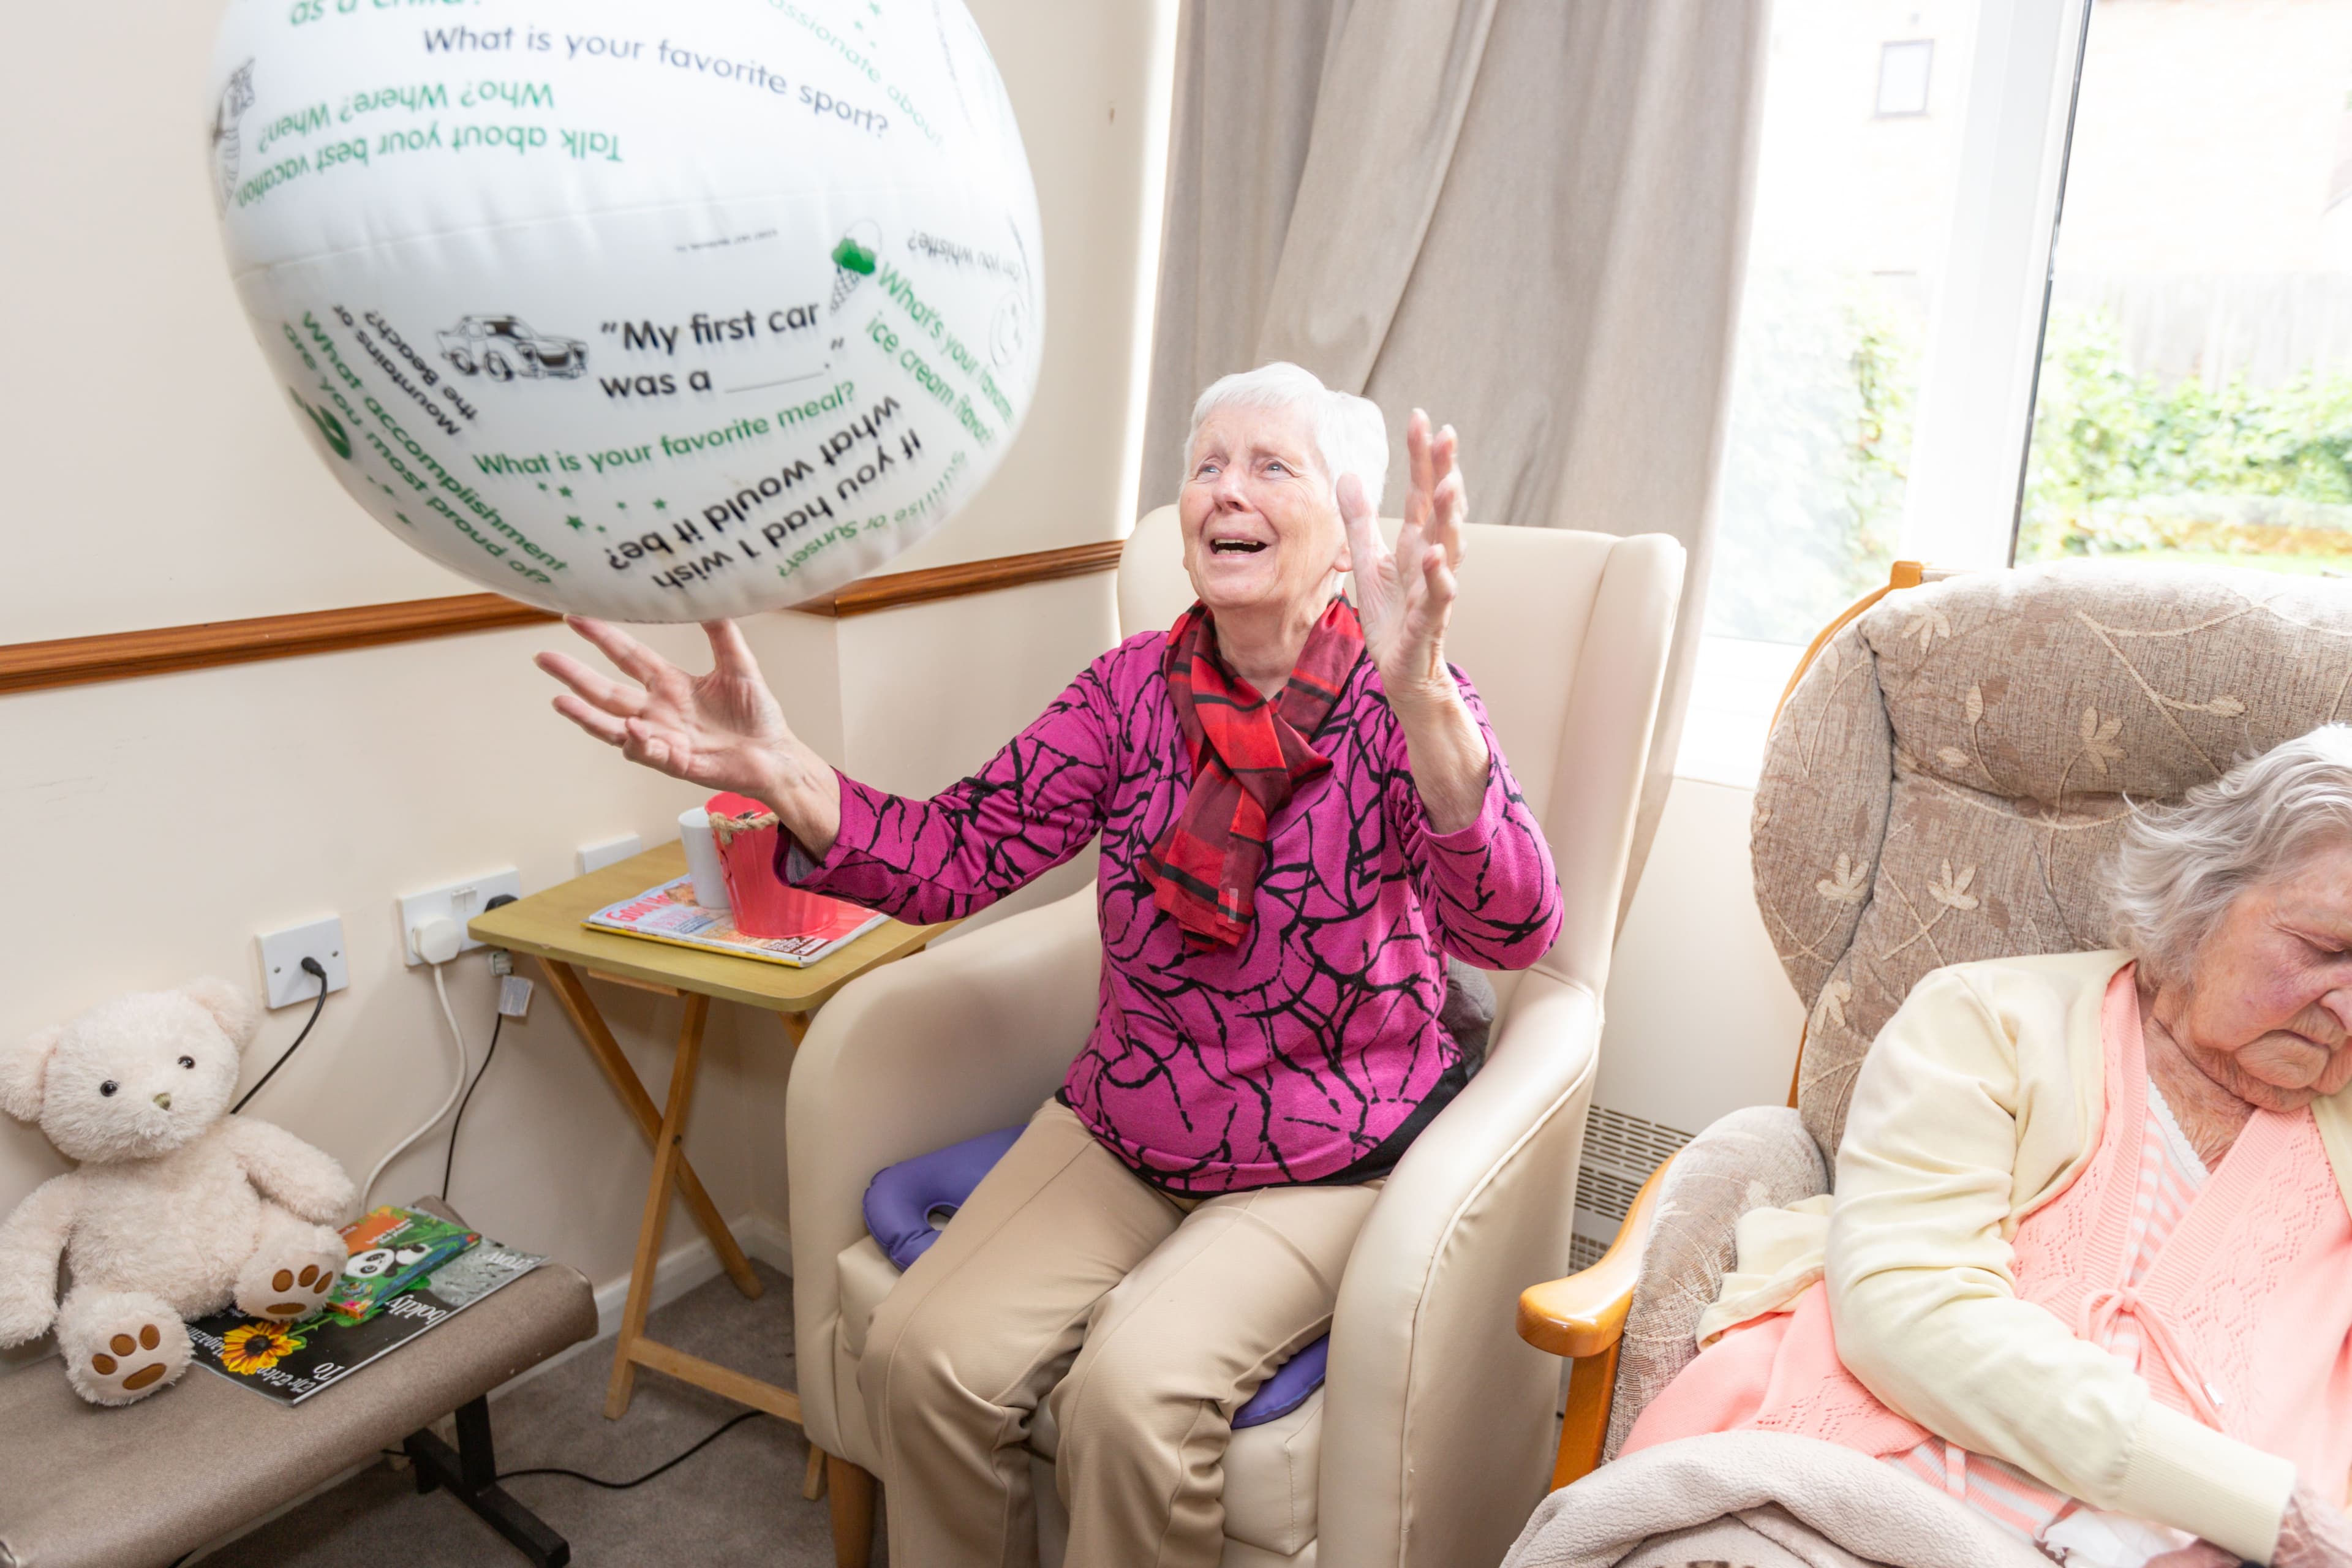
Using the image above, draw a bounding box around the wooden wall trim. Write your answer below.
[0,537,1131,696]
[799,537,1128,617]
[0,594,557,697]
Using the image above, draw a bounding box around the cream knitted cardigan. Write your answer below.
[1696,950,2352,1564]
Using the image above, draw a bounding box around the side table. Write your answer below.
[468,840,951,1481]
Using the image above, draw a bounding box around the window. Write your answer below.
[1876,39,1936,116]
[1691,0,2352,782]
[2015,4,2352,579]
[1705,4,1978,652]
[1688,3,1980,789]
[1683,0,2086,788]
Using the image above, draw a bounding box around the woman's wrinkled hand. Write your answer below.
[1341,409,1465,706]
[2275,1483,2352,1568]
[536,617,799,805]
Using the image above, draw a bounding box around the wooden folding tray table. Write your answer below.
[468,840,950,1485]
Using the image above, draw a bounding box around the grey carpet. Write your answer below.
[201,1262,887,1566]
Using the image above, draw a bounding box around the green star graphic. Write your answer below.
[616,501,628,510]
[654,499,669,511]
[537,481,548,491]
[559,486,573,498]
[565,514,584,531]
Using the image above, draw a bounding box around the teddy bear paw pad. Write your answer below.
[239,1254,341,1321]
[86,1323,176,1397]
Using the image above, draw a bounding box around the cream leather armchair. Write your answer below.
[786,507,1684,1568]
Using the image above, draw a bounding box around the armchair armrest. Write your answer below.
[1520,1103,1830,1486]
[785,884,1100,1458]
[1516,1155,1672,1490]
[1317,971,1604,1568]
[1516,1155,1673,1360]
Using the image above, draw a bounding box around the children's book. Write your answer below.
[187,1207,543,1406]
[326,1207,479,1326]
[582,874,884,967]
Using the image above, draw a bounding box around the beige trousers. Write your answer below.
[860,1098,1381,1568]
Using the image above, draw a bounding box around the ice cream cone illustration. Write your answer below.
[829,222,882,314]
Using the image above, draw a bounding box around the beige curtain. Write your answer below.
[1141,0,1768,907]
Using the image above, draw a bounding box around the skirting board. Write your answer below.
[493,1209,794,1397]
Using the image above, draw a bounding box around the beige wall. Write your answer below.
[1595,777,1805,1140]
[885,0,1177,571]
[0,0,1175,1376]
[6,0,474,642]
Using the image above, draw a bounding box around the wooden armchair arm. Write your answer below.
[1517,1153,1673,1358]
[1515,1153,1675,1488]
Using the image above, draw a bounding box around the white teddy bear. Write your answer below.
[0,979,355,1405]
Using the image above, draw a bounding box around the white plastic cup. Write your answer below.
[679,807,731,911]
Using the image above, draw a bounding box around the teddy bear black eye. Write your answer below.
[178,1056,195,1070]
[99,1081,118,1097]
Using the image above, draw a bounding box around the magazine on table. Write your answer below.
[582,874,884,967]
[188,1207,544,1406]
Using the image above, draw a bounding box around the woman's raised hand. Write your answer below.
[537,617,799,806]
[1341,409,1467,704]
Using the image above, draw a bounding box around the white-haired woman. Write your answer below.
[537,362,1564,1565]
[1608,728,2352,1568]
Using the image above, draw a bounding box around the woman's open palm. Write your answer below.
[537,617,795,804]
[1343,409,1466,699]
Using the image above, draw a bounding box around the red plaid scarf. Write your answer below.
[1141,597,1366,949]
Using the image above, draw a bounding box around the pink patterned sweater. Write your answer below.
[778,628,1564,1194]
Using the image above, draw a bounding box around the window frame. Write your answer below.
[1893,0,2091,574]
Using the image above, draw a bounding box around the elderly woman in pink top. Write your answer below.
[537,361,1562,1566]
[1593,730,2352,1568]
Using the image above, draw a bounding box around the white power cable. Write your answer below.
[360,949,470,1207]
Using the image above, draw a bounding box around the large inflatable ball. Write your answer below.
[209,0,1044,620]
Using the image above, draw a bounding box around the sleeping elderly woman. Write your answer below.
[1610,728,2352,1568]
[534,361,1562,1566]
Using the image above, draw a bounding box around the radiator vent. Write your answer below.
[1582,1106,1694,1178]
[1573,1104,1695,1235]
[1567,1232,1607,1273]
[1572,1163,1646,1224]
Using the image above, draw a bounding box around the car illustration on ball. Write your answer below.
[437,315,587,380]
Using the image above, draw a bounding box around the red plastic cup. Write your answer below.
[704,791,840,939]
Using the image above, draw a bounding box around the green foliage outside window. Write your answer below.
[1705,271,1915,643]
[1707,288,2350,649]
[2016,308,2352,575]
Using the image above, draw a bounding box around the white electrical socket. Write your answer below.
[396,869,522,966]
[257,917,350,1009]
[578,834,643,875]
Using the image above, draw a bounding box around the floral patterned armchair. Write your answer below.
[1517,557,2352,1485]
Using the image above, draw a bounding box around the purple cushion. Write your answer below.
[862,1125,1027,1270]
[862,1130,1329,1428]
[1234,1334,1327,1428]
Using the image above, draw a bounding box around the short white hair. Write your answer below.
[2108,725,2352,982]
[1185,361,1388,514]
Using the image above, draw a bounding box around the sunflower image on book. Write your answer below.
[217,1321,306,1376]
